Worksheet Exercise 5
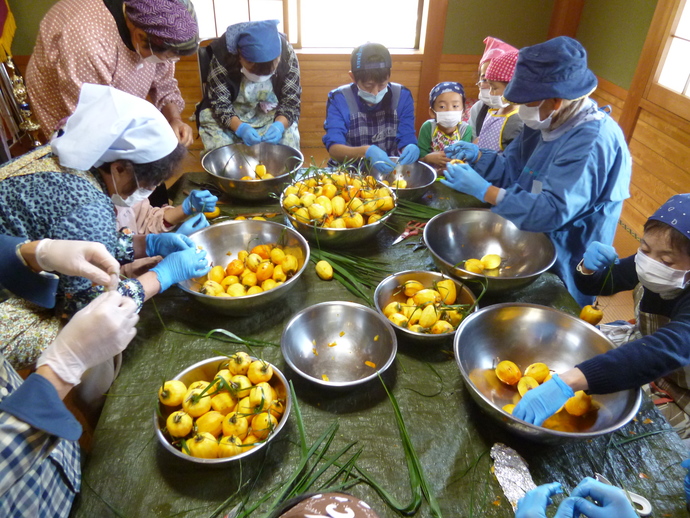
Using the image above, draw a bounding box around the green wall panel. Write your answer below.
[443,0,555,54]
[8,0,56,56]
[576,0,656,90]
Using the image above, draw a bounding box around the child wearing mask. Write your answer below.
[418,82,472,171]
[469,36,517,141]
[513,194,690,439]
[322,42,419,173]
[475,50,523,151]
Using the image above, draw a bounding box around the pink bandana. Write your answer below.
[480,36,517,65]
[486,50,519,82]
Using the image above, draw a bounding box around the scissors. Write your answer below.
[392,220,426,245]
[594,473,652,516]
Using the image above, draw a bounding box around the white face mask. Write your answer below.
[358,87,387,105]
[488,94,509,109]
[435,110,463,129]
[635,250,690,299]
[111,174,154,208]
[518,101,554,131]
[478,88,492,105]
[241,67,273,83]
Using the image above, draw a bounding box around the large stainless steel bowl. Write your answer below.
[366,158,437,201]
[178,220,309,315]
[202,143,303,201]
[154,356,291,465]
[281,301,397,388]
[280,178,397,248]
[454,303,641,444]
[374,270,477,344]
[423,208,556,293]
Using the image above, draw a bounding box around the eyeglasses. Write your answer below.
[476,80,489,87]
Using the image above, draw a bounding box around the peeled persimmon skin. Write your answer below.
[495,360,522,385]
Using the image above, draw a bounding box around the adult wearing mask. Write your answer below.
[197,20,301,152]
[26,0,199,147]
[0,84,210,371]
[441,36,631,307]
[0,236,138,517]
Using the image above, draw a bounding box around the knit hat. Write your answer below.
[429,81,465,107]
[648,194,690,239]
[485,50,518,82]
[503,36,598,104]
[226,20,281,62]
[125,0,198,51]
[351,43,391,71]
[480,36,517,65]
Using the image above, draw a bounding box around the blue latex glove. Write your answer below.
[582,241,619,272]
[151,247,210,292]
[681,459,690,508]
[440,162,491,201]
[235,123,262,146]
[566,477,638,518]
[365,145,396,173]
[145,233,194,258]
[444,141,479,162]
[398,144,420,165]
[177,213,209,236]
[513,374,575,425]
[182,190,218,216]
[515,482,563,518]
[262,121,285,143]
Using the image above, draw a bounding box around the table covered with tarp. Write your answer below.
[70,173,689,517]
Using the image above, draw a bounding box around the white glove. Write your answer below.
[36,291,139,385]
[35,239,120,289]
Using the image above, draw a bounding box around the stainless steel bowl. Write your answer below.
[281,301,397,388]
[178,220,309,315]
[154,356,291,464]
[454,303,641,444]
[202,143,304,201]
[366,158,437,201]
[374,270,477,344]
[280,178,397,248]
[423,208,556,293]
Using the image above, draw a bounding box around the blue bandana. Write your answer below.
[649,194,690,238]
[225,20,280,62]
[429,82,465,107]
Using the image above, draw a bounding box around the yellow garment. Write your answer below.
[0,0,16,62]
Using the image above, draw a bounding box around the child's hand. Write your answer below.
[423,151,450,169]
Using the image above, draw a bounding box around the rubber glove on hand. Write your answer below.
[444,141,480,163]
[35,239,120,288]
[151,247,210,292]
[398,144,420,165]
[513,374,574,425]
[36,291,139,385]
[515,482,563,518]
[582,241,619,272]
[177,213,209,236]
[365,145,396,173]
[566,477,638,518]
[262,121,285,143]
[182,190,218,215]
[682,459,690,509]
[145,233,194,258]
[440,161,491,201]
[235,123,262,146]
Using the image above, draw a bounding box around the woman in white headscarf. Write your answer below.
[0,84,210,370]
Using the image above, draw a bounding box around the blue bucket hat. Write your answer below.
[429,82,465,107]
[503,36,598,104]
[226,20,281,63]
[648,194,690,239]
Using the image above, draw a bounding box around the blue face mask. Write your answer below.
[358,87,387,105]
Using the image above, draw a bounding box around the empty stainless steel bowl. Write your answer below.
[454,303,641,444]
[281,301,397,388]
[374,270,477,344]
[202,142,303,200]
[423,208,557,293]
[154,356,291,464]
[367,158,437,201]
[178,220,309,315]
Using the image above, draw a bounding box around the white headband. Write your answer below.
[51,84,178,170]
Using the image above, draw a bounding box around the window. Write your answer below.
[191,0,423,50]
[657,0,690,98]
